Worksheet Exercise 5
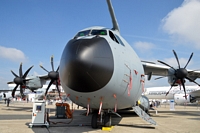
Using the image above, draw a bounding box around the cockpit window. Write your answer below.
[75,30,91,37]
[74,29,107,38]
[91,30,107,35]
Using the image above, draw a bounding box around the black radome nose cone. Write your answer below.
[60,37,114,92]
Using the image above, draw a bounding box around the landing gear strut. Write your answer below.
[91,110,112,129]
[104,113,111,127]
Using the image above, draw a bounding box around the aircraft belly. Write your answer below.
[62,87,136,109]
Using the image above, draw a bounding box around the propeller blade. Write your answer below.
[51,56,54,71]
[19,63,23,77]
[157,60,176,71]
[22,66,34,79]
[155,74,174,80]
[185,76,200,86]
[180,79,187,100]
[166,79,177,96]
[55,80,61,98]
[173,50,180,69]
[24,78,32,82]
[56,66,60,72]
[12,84,19,97]
[154,76,165,80]
[184,53,193,69]
[40,65,49,73]
[45,80,54,96]
[20,85,24,97]
[178,84,181,90]
[11,70,18,78]
[7,81,14,84]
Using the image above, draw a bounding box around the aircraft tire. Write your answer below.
[91,112,98,129]
[104,113,111,127]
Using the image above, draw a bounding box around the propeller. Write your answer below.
[8,63,33,98]
[157,50,200,99]
[40,56,60,97]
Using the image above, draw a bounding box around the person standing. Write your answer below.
[4,98,7,104]
[7,98,10,107]
[3,93,6,104]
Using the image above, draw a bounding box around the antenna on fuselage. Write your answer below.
[106,0,120,32]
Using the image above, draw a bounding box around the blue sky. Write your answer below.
[1,0,200,89]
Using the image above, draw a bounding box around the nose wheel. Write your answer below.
[91,111,112,129]
[91,111,99,129]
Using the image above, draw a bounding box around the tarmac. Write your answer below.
[0,100,200,133]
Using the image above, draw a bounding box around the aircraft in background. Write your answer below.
[0,84,64,101]
[0,84,28,100]
[144,85,200,104]
[28,84,65,101]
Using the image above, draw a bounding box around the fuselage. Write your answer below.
[59,26,145,110]
[145,85,199,100]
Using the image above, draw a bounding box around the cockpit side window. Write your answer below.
[109,31,119,44]
[115,34,125,46]
[109,31,125,46]
[91,30,107,35]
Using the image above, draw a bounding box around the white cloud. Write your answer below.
[133,41,155,53]
[0,46,27,62]
[162,0,200,48]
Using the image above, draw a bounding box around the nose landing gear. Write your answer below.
[91,110,112,129]
[91,111,99,129]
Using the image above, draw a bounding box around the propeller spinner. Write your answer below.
[8,63,33,98]
[157,50,200,99]
[40,56,60,97]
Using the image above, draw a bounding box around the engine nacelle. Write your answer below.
[168,68,178,86]
[138,95,150,112]
[26,76,46,90]
[174,94,190,104]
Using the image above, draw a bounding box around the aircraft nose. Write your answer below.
[60,37,114,92]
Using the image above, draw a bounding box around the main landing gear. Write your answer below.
[91,110,112,129]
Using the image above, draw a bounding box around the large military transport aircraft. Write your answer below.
[8,0,200,129]
[57,0,200,128]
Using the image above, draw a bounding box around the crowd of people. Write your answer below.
[150,100,161,108]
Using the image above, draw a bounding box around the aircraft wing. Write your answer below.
[7,74,50,85]
[142,61,169,77]
[0,90,12,93]
[25,74,50,80]
[37,74,49,80]
[142,61,200,80]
